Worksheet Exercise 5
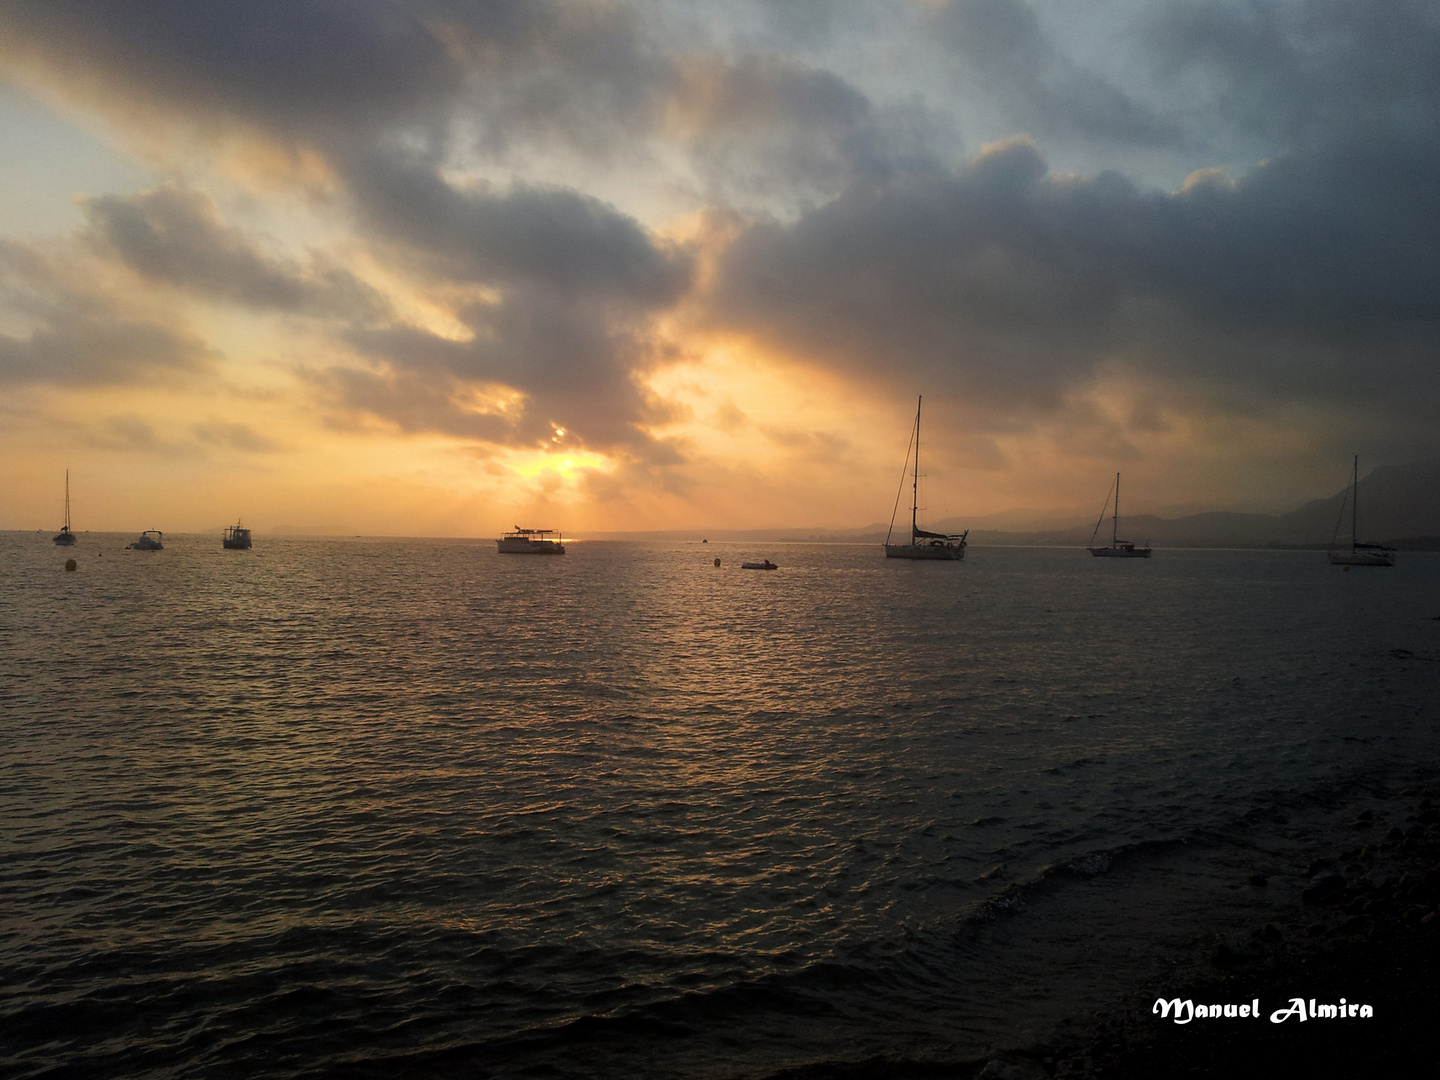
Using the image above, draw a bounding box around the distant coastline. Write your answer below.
[584,457,1440,551]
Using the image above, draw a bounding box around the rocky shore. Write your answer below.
[768,783,1440,1080]
[1035,784,1440,1077]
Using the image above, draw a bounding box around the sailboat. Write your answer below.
[884,396,967,560]
[1087,473,1151,558]
[53,470,77,546]
[1328,456,1395,566]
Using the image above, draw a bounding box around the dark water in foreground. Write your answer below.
[3,535,1439,1078]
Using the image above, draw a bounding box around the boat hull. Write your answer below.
[1328,549,1394,566]
[497,538,564,554]
[53,531,77,546]
[884,543,965,560]
[222,538,252,550]
[1088,546,1151,558]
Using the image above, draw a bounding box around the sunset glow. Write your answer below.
[2,2,1435,536]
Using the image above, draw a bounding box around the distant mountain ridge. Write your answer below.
[952,457,1440,549]
[581,457,1440,549]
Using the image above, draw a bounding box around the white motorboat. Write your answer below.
[497,527,565,554]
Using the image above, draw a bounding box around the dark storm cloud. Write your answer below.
[0,317,215,387]
[931,0,1180,147]
[329,283,680,460]
[7,0,1436,460]
[709,132,1440,423]
[0,0,669,157]
[673,54,937,201]
[1146,0,1440,149]
[344,155,693,307]
[82,187,389,319]
[0,0,461,140]
[435,0,670,158]
[0,240,217,386]
[0,1,693,451]
[316,155,693,454]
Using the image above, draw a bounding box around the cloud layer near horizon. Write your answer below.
[1,0,1436,531]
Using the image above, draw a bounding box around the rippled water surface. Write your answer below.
[4,535,1439,1077]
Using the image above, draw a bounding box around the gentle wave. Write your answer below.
[3,536,1438,1077]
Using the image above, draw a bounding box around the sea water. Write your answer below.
[3,535,1438,1077]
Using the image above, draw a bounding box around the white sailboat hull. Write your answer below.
[1328,549,1394,566]
[1328,458,1395,567]
[883,397,967,563]
[885,542,965,560]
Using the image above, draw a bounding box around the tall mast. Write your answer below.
[64,469,71,531]
[912,396,921,539]
[1113,472,1119,546]
[1352,455,1358,552]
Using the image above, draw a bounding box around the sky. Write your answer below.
[1,0,1437,536]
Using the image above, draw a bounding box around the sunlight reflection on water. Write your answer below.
[3,535,1438,1077]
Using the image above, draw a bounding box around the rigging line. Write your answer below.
[1088,474,1114,547]
[1330,467,1351,549]
[886,408,919,545]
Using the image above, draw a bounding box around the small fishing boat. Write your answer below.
[223,521,252,550]
[1087,473,1151,558]
[127,530,164,551]
[1328,456,1395,566]
[53,469,77,546]
[497,527,565,554]
[884,396,967,560]
[740,560,777,570]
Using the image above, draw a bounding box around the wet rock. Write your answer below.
[1387,827,1406,843]
[978,1059,1045,1080]
[1303,873,1346,903]
[1306,921,1328,937]
[1247,874,1269,887]
[1212,940,1247,968]
[1249,923,1285,948]
[1305,858,1333,875]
